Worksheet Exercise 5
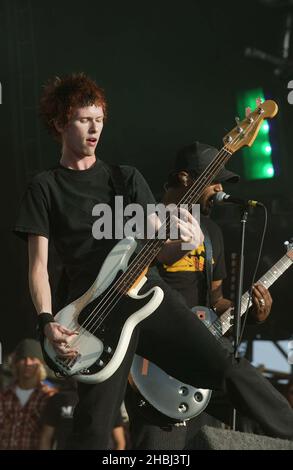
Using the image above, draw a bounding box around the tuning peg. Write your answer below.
[256,97,265,115]
[235,116,243,133]
[245,107,251,117]
[289,237,293,243]
[256,97,263,106]
[245,107,254,123]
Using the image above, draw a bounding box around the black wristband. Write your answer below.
[37,312,55,333]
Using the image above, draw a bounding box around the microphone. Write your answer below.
[212,191,263,208]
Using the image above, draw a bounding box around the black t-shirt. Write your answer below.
[41,390,78,450]
[158,216,226,308]
[14,159,156,303]
[42,392,125,450]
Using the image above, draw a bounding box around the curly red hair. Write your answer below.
[39,72,107,140]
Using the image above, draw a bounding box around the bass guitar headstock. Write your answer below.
[223,100,278,154]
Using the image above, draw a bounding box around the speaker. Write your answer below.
[190,426,293,450]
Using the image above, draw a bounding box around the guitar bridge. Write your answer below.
[55,353,81,371]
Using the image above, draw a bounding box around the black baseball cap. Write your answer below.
[172,141,240,183]
[14,338,44,363]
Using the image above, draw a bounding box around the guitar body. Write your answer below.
[43,237,164,383]
[128,306,218,423]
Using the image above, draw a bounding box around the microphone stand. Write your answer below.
[231,205,249,431]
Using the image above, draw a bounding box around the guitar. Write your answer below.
[129,241,293,423]
[42,100,278,384]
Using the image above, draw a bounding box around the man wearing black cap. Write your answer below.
[0,339,56,449]
[161,141,272,321]
[125,142,273,449]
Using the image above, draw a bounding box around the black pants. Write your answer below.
[71,279,293,449]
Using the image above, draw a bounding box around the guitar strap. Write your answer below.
[201,221,213,308]
[102,162,131,206]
